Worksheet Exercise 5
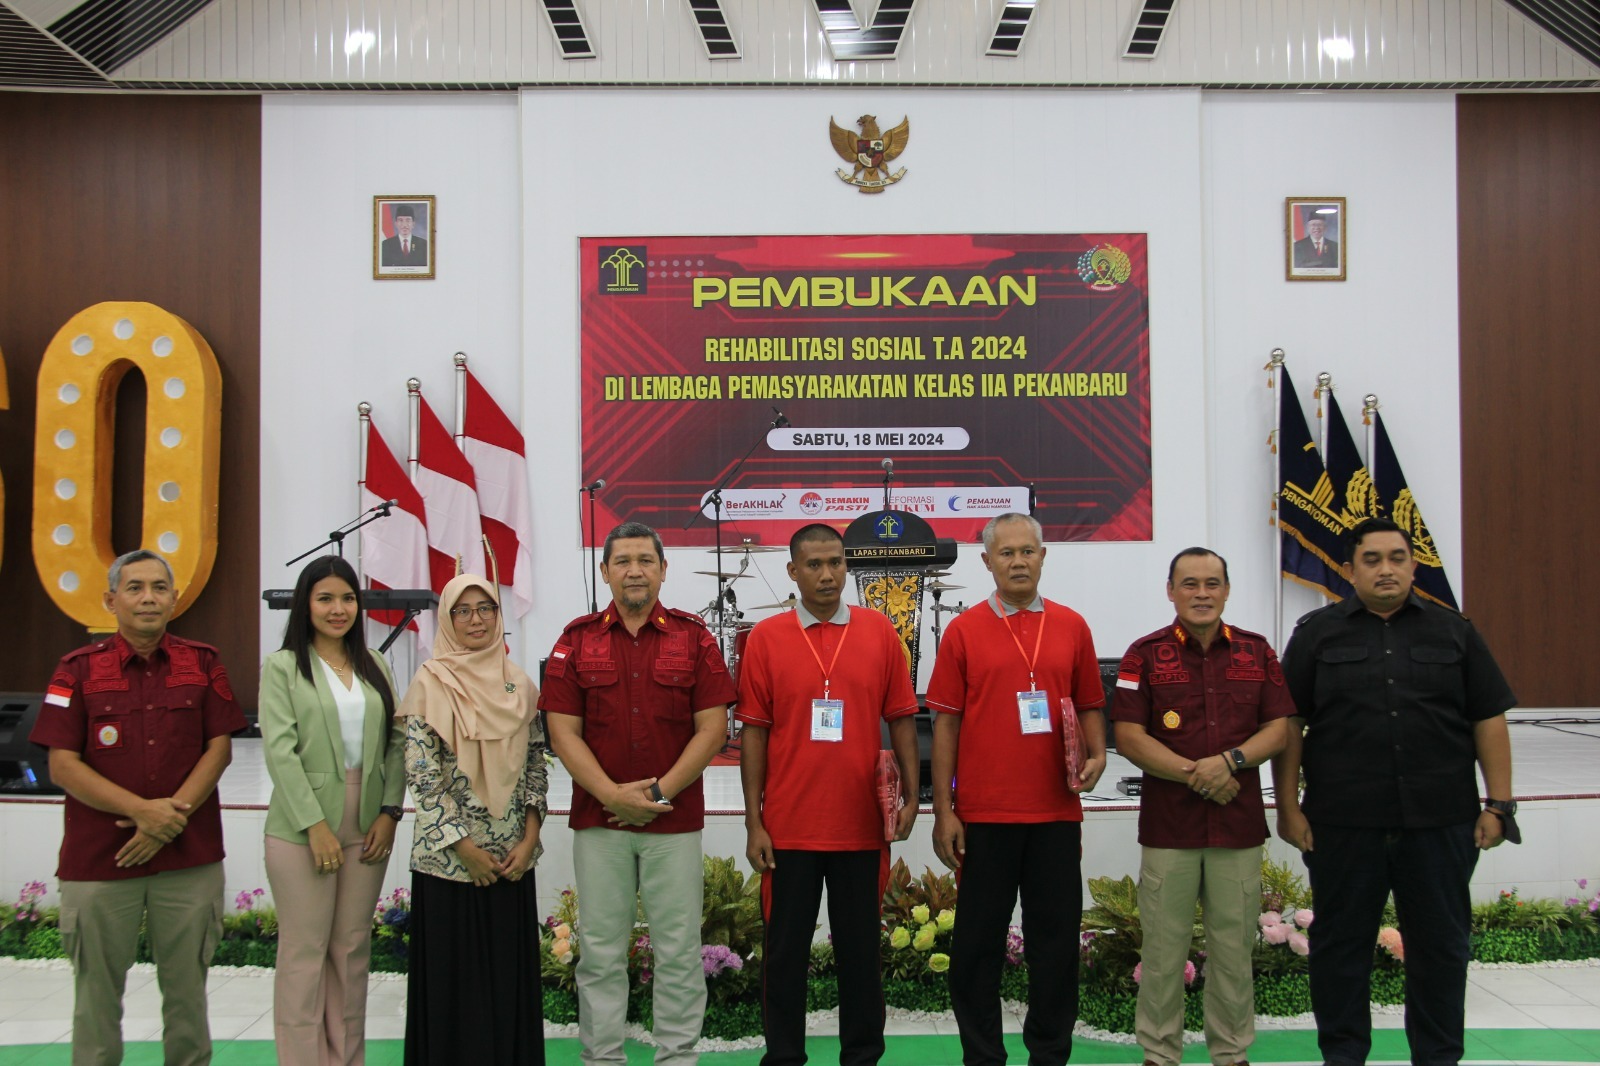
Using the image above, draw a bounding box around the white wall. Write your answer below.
[259,93,523,670]
[258,88,1464,674]
[1202,92,1462,644]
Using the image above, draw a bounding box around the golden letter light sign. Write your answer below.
[33,302,222,625]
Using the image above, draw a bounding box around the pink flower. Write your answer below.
[1132,961,1143,985]
[1293,909,1314,929]
[1377,926,1405,961]
[1263,922,1292,945]
[1183,960,1197,986]
[1258,911,1283,929]
[1287,932,1310,956]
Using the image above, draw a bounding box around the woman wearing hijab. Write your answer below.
[261,554,405,1066]
[402,574,548,1065]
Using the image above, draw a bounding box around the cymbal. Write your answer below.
[693,570,752,580]
[710,543,785,554]
[749,596,798,610]
[927,581,966,591]
[922,569,951,577]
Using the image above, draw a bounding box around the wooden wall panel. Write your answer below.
[0,93,261,701]
[1458,93,1600,708]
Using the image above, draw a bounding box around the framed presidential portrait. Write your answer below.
[1285,197,1346,282]
[373,195,436,279]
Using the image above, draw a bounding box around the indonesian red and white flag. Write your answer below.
[361,418,433,648]
[416,395,487,593]
[462,370,534,619]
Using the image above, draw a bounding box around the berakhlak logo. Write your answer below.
[599,246,648,294]
[800,492,824,515]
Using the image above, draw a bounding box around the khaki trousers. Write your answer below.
[59,861,225,1066]
[573,827,705,1066]
[1135,845,1261,1066]
[265,770,390,1066]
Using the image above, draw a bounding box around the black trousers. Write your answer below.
[949,821,1082,1066]
[761,849,886,1066]
[1304,821,1479,1066]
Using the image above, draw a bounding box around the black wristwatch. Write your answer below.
[381,805,404,823]
[1484,799,1522,844]
[1228,748,1247,773]
[649,783,667,804]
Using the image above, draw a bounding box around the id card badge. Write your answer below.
[811,699,845,742]
[1017,691,1051,734]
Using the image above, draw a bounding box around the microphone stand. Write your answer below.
[882,462,894,511]
[685,409,787,632]
[285,502,395,567]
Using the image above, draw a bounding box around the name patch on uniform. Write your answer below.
[1226,668,1266,682]
[1161,710,1181,729]
[1149,672,1191,685]
[96,724,122,748]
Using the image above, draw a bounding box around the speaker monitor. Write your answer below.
[0,693,61,794]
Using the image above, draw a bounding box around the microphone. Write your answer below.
[881,458,894,475]
[582,479,607,492]
[771,407,791,428]
[370,498,398,513]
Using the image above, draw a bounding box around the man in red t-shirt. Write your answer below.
[540,521,737,1066]
[737,524,920,1066]
[1109,548,1293,1066]
[926,513,1107,1066]
[30,549,245,1066]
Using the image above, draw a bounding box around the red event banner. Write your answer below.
[579,234,1151,546]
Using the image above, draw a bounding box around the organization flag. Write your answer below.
[1371,412,1459,609]
[1276,367,1353,599]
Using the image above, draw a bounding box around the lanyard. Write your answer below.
[1002,605,1046,691]
[797,610,850,700]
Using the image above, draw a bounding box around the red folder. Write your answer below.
[1061,697,1085,790]
[876,750,903,840]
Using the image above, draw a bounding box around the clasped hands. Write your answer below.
[604,777,672,828]
[1182,754,1239,805]
[112,797,191,868]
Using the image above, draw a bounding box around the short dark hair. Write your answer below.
[603,521,665,564]
[789,523,843,559]
[393,204,416,219]
[1346,517,1413,562]
[1167,547,1229,585]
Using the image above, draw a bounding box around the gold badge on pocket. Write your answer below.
[1162,709,1180,729]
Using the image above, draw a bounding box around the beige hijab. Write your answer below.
[399,574,536,819]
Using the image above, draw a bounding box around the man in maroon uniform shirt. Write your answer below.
[540,521,737,1066]
[31,549,245,1066]
[1110,547,1292,1066]
[737,523,920,1065]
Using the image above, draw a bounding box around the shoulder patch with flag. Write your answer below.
[1116,653,1143,690]
[45,674,74,708]
[547,643,572,677]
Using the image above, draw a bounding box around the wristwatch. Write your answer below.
[1484,799,1522,844]
[1228,748,1247,773]
[380,805,404,822]
[649,782,667,804]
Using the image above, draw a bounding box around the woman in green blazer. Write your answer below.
[261,555,405,1066]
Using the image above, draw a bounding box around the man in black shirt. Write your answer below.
[1273,517,1516,1066]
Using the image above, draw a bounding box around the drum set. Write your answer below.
[695,541,971,755]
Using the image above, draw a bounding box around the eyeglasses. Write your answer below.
[449,603,500,620]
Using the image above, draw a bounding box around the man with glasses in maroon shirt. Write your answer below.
[1110,547,1293,1066]
[30,549,245,1066]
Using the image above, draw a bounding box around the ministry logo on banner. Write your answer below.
[598,246,649,294]
[702,487,1027,521]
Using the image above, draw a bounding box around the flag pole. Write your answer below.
[358,401,371,587]
[1314,371,1335,606]
[453,352,468,443]
[407,378,421,483]
[1267,348,1286,649]
[1362,394,1380,471]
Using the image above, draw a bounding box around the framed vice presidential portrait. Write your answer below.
[374,195,436,279]
[1286,197,1346,282]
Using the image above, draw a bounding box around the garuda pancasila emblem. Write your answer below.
[829,114,910,194]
